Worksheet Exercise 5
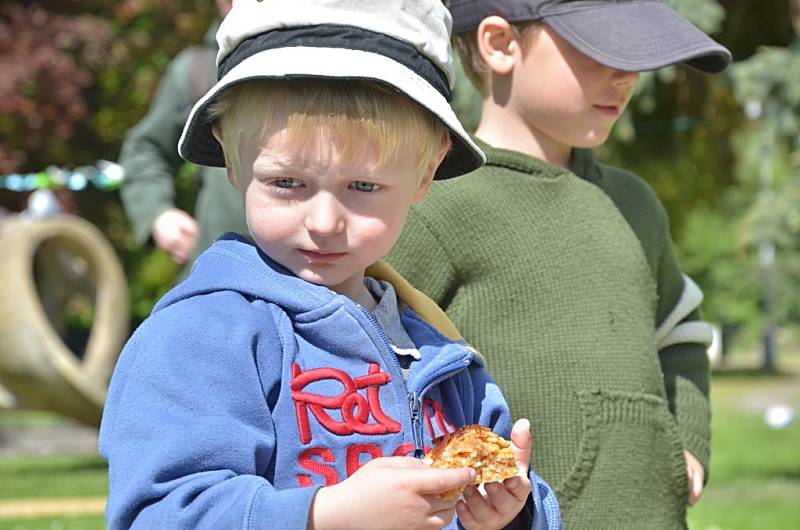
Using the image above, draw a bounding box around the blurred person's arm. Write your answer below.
[119,50,200,262]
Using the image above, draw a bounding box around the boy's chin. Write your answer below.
[573,131,612,149]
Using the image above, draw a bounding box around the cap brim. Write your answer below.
[178,47,485,180]
[544,2,731,73]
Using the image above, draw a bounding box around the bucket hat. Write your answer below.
[179,0,485,180]
[449,0,732,73]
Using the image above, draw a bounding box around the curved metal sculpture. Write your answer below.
[0,215,128,426]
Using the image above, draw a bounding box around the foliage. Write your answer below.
[1,1,216,324]
[1,0,799,348]
[602,0,800,352]
[0,4,110,174]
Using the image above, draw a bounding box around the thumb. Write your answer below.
[415,466,476,495]
[510,418,532,476]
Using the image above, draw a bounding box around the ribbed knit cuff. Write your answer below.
[246,482,321,530]
[681,428,711,483]
[659,343,711,481]
[673,374,711,482]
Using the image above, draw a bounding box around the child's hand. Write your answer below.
[455,419,533,530]
[310,456,475,530]
[685,450,704,506]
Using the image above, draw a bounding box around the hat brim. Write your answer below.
[178,47,485,180]
[543,1,731,73]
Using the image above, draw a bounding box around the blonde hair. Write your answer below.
[208,79,450,185]
[455,21,540,97]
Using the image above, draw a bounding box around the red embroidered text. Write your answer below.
[291,363,402,444]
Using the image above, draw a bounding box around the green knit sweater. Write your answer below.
[388,143,711,529]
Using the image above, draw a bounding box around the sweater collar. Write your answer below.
[473,137,569,180]
[569,147,603,185]
[472,136,604,185]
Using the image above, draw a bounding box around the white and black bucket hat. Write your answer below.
[179,0,486,180]
[449,0,732,74]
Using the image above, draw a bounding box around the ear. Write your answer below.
[212,122,238,187]
[476,16,519,75]
[413,133,452,203]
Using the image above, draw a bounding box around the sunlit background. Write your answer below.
[0,1,798,528]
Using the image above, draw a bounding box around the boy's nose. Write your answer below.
[305,194,346,236]
[611,69,640,87]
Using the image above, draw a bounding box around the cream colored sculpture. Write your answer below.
[0,214,128,426]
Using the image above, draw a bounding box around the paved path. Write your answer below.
[0,496,106,518]
[0,415,104,519]
[0,423,99,457]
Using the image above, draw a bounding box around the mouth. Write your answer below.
[298,249,347,263]
[593,104,621,117]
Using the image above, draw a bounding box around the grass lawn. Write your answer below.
[0,356,798,529]
[687,357,800,530]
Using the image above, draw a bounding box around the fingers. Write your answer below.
[457,476,531,527]
[177,215,199,237]
[500,476,531,503]
[510,418,532,476]
[687,464,704,505]
[369,456,430,469]
[684,450,704,506]
[427,506,458,529]
[368,456,475,496]
[416,466,476,495]
[152,209,199,264]
[458,485,497,525]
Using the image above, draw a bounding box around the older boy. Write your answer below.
[98,1,561,529]
[388,0,731,528]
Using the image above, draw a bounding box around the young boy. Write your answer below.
[98,1,561,529]
[388,0,731,528]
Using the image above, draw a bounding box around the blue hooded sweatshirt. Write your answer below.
[99,234,561,530]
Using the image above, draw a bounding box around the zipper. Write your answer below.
[409,392,425,458]
[359,306,405,377]
[358,305,471,458]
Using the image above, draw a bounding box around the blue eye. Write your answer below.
[351,181,379,192]
[273,178,301,189]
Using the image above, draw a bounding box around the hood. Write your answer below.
[154,233,340,316]
[154,233,485,364]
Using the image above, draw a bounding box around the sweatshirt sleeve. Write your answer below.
[593,162,713,477]
[653,224,713,476]
[98,298,319,530]
[387,206,460,309]
[464,365,563,530]
[118,50,196,245]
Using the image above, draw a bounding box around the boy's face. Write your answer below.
[236,124,435,301]
[512,25,639,149]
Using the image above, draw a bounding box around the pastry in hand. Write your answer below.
[425,424,519,499]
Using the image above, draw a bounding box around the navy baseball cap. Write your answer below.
[449,0,732,73]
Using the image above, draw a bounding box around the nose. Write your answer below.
[305,193,345,236]
[611,69,640,88]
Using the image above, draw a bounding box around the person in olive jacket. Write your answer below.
[119,0,246,270]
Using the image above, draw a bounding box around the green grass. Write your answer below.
[1,358,799,529]
[0,455,107,500]
[0,411,67,428]
[0,516,106,530]
[687,369,800,530]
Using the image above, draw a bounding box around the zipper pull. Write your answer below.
[409,392,424,458]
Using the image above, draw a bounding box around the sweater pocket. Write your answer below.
[556,390,689,529]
